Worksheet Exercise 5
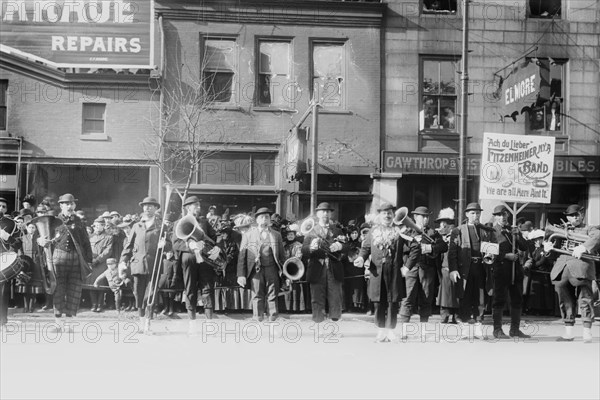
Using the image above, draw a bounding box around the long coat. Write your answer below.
[301,223,347,284]
[448,223,496,294]
[550,224,600,282]
[88,232,114,284]
[237,226,284,280]
[120,218,170,276]
[358,225,413,303]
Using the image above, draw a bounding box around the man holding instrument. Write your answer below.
[546,204,599,342]
[490,205,530,339]
[301,202,347,325]
[172,196,219,335]
[36,194,92,331]
[120,196,168,333]
[0,197,23,329]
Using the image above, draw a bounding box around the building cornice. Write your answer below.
[0,52,159,89]
[155,0,385,28]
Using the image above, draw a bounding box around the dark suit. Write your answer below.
[491,224,528,333]
[400,228,446,323]
[0,216,22,325]
[172,216,217,318]
[358,225,410,329]
[302,223,347,323]
[550,224,600,326]
[237,226,284,320]
[448,223,495,323]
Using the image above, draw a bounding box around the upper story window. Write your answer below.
[0,80,7,130]
[82,103,106,135]
[257,40,292,107]
[528,58,565,133]
[312,42,345,109]
[420,57,459,133]
[528,0,561,19]
[422,0,457,15]
[202,37,237,104]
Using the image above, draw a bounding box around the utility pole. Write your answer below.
[310,101,319,215]
[458,0,469,218]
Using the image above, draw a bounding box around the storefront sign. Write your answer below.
[499,60,550,118]
[479,132,555,204]
[383,152,598,179]
[0,0,154,68]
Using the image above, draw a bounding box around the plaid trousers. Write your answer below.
[53,249,83,317]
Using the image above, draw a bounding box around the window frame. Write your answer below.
[198,151,278,187]
[255,37,294,109]
[421,0,458,15]
[310,39,347,110]
[419,56,461,135]
[527,0,562,19]
[200,35,239,106]
[81,103,107,140]
[525,57,567,136]
[0,80,7,131]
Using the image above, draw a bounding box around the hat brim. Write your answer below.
[435,217,455,223]
[58,199,78,203]
[139,202,160,207]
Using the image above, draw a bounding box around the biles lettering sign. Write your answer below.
[0,0,154,68]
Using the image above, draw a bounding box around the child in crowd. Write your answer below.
[93,258,131,313]
[158,251,181,317]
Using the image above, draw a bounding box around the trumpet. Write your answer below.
[544,223,600,262]
[393,207,434,244]
[300,217,342,261]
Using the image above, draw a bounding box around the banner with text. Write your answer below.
[479,132,555,204]
[0,0,154,68]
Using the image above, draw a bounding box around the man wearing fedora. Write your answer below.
[120,196,169,333]
[546,204,599,342]
[489,205,531,339]
[448,202,496,339]
[399,206,447,335]
[172,196,220,334]
[354,203,410,342]
[36,194,93,330]
[237,207,284,322]
[302,202,347,325]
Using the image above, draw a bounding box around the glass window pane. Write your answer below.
[314,77,342,107]
[204,72,233,103]
[440,61,457,94]
[252,153,276,186]
[200,153,250,185]
[423,61,439,94]
[259,42,289,75]
[0,107,7,130]
[204,39,235,71]
[440,98,456,130]
[258,74,272,105]
[314,45,342,78]
[421,95,438,130]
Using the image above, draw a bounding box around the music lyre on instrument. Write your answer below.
[30,215,61,294]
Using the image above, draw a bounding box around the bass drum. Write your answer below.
[0,251,24,283]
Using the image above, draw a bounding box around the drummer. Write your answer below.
[1,197,23,329]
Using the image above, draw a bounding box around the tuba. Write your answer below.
[282,257,305,281]
[393,207,435,244]
[544,223,600,262]
[30,215,61,295]
[175,215,228,273]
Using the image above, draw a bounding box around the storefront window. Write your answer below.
[420,57,459,133]
[199,152,276,186]
[528,0,561,19]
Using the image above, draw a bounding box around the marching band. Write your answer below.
[0,193,599,343]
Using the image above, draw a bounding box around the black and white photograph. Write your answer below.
[0,1,599,399]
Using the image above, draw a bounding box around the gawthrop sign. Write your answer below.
[0,0,154,68]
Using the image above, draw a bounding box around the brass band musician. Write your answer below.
[545,204,599,342]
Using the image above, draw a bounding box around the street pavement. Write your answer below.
[1,308,599,400]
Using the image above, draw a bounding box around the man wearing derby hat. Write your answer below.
[237,207,284,322]
[488,205,531,339]
[37,193,93,331]
[354,202,410,342]
[546,204,599,342]
[120,196,170,333]
[302,202,347,326]
[399,206,447,337]
[448,202,496,339]
[172,196,220,334]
